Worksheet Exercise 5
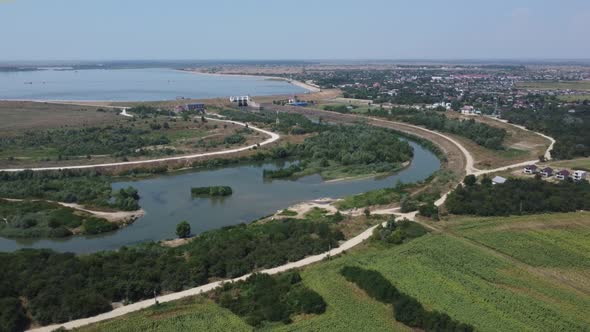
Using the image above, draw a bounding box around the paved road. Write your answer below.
[0,117,279,172]
[28,111,555,332]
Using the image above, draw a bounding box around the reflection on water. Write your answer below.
[0,141,440,253]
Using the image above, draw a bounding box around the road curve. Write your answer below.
[28,110,555,332]
[1,118,279,172]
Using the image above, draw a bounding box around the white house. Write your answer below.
[460,106,479,115]
[492,176,507,185]
[573,170,588,181]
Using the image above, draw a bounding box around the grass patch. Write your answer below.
[279,209,298,216]
[75,297,252,332]
[336,187,403,210]
[517,80,590,91]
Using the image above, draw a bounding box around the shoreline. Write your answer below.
[179,68,321,93]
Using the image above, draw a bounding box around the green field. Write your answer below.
[78,212,590,331]
[517,80,590,91]
[557,94,590,102]
[76,297,252,332]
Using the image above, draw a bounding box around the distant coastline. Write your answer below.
[179,68,321,93]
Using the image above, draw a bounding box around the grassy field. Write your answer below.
[547,157,590,171]
[75,297,252,332]
[557,94,590,102]
[0,113,261,168]
[0,101,121,136]
[445,112,550,169]
[516,80,590,91]
[78,212,590,332]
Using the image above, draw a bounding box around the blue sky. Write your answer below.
[1,0,589,60]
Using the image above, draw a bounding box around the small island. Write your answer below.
[191,186,233,197]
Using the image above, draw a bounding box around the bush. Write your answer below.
[176,221,191,238]
[82,218,117,235]
[214,272,326,327]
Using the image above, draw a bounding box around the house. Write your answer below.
[556,170,570,180]
[523,165,538,174]
[492,176,507,185]
[460,106,475,115]
[186,103,205,113]
[573,170,588,181]
[540,167,553,177]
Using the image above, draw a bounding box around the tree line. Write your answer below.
[0,217,344,329]
[341,266,474,332]
[446,176,590,216]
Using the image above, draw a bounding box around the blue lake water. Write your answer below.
[0,141,440,253]
[0,68,308,101]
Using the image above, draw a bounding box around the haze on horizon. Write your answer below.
[1,0,589,61]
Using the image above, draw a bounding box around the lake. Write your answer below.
[0,141,440,253]
[0,68,308,101]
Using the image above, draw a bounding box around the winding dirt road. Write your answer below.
[28,109,555,332]
[0,117,279,172]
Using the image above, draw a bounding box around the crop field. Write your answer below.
[76,297,252,332]
[78,212,590,332]
[516,80,590,91]
[442,213,590,292]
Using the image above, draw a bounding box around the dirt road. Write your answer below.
[0,118,279,172]
[27,107,556,332]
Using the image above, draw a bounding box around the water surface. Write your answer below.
[0,141,440,253]
[0,68,307,101]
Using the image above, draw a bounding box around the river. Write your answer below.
[0,141,440,253]
[0,68,307,101]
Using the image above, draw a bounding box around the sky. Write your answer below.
[1,0,589,61]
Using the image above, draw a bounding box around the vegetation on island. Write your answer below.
[263,125,413,180]
[341,266,474,331]
[213,271,327,327]
[0,199,116,238]
[191,186,233,197]
[446,176,590,216]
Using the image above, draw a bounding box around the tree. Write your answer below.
[463,175,477,186]
[176,221,191,238]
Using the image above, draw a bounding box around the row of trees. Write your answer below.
[341,266,474,332]
[0,217,344,329]
[446,176,590,216]
[214,272,326,327]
